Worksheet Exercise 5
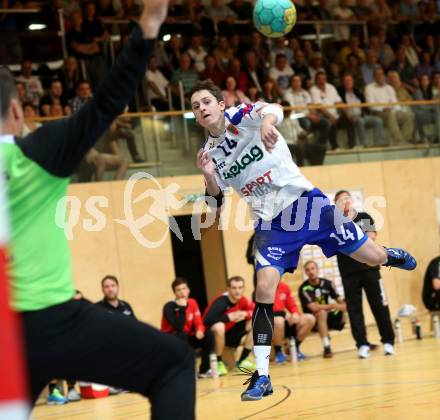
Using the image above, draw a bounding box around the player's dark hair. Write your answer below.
[101,275,119,287]
[0,67,18,120]
[303,260,318,269]
[227,276,245,287]
[188,79,224,103]
[171,277,189,291]
[334,190,351,202]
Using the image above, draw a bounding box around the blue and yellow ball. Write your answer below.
[253,0,297,38]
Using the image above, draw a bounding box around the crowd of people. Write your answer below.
[3,0,440,155]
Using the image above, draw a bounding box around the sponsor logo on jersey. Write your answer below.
[240,170,272,197]
[222,145,264,180]
[267,246,285,261]
[227,123,239,135]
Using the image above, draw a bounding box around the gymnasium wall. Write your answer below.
[68,157,440,327]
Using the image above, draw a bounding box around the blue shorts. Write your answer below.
[254,188,367,274]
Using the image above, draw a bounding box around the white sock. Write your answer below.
[322,336,330,347]
[253,345,271,377]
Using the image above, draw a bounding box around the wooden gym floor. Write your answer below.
[32,324,440,420]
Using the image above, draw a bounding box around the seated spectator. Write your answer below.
[16,60,43,107]
[166,34,183,71]
[82,1,109,43]
[338,35,366,66]
[68,80,92,114]
[332,0,354,41]
[310,71,343,150]
[371,0,392,33]
[50,104,66,117]
[205,0,237,35]
[200,55,226,87]
[377,28,395,69]
[365,67,413,145]
[346,54,365,91]
[146,55,171,111]
[361,50,381,86]
[186,34,208,73]
[308,52,326,86]
[299,261,347,358]
[203,276,255,376]
[401,34,421,68]
[273,281,315,363]
[261,78,282,104]
[227,0,253,21]
[249,30,270,69]
[57,56,81,102]
[339,74,385,147]
[229,33,242,57]
[243,50,266,94]
[284,74,331,146]
[66,11,107,89]
[413,74,438,143]
[415,51,435,79]
[269,37,293,67]
[389,47,416,92]
[161,278,214,378]
[96,275,136,317]
[269,54,294,94]
[226,57,249,93]
[247,84,261,103]
[39,80,68,117]
[292,50,311,88]
[171,53,199,104]
[15,81,31,105]
[222,76,249,108]
[422,255,440,311]
[22,102,41,136]
[328,63,343,91]
[213,36,235,72]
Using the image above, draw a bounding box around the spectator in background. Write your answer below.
[171,52,199,102]
[247,84,261,103]
[284,74,331,146]
[203,276,255,376]
[16,60,43,107]
[57,56,81,102]
[226,57,249,93]
[227,0,253,21]
[146,55,170,111]
[413,74,438,143]
[39,80,67,117]
[114,111,144,163]
[0,0,22,64]
[66,11,107,88]
[95,0,117,18]
[269,37,293,67]
[200,55,226,87]
[365,67,413,145]
[273,281,315,363]
[222,76,249,107]
[328,62,343,91]
[261,78,282,104]
[249,31,270,69]
[229,33,242,57]
[50,104,65,118]
[335,190,395,358]
[332,0,354,41]
[361,50,381,86]
[310,71,343,150]
[213,35,235,72]
[116,0,142,20]
[371,0,392,33]
[299,261,347,359]
[15,81,31,105]
[352,0,373,24]
[96,275,136,318]
[400,0,419,19]
[243,50,266,94]
[161,278,214,378]
[401,34,421,68]
[308,52,326,86]
[292,50,311,87]
[205,0,237,35]
[166,34,183,71]
[22,102,41,136]
[338,35,366,66]
[81,1,109,43]
[389,47,416,92]
[346,54,365,91]
[186,34,208,73]
[415,51,435,78]
[422,255,440,311]
[68,80,92,114]
[339,74,385,147]
[377,28,395,69]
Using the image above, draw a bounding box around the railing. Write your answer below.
[24,99,440,182]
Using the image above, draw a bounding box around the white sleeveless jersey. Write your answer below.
[204,102,314,221]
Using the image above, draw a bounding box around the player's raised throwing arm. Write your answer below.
[18,0,169,178]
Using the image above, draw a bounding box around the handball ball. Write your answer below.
[253,0,297,38]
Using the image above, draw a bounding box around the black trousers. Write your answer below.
[186,330,214,374]
[22,299,195,420]
[342,270,395,347]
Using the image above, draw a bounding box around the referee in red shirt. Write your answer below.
[161,278,214,378]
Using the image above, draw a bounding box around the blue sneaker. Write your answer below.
[384,248,417,271]
[47,388,68,405]
[297,350,306,361]
[275,351,287,364]
[241,370,273,401]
